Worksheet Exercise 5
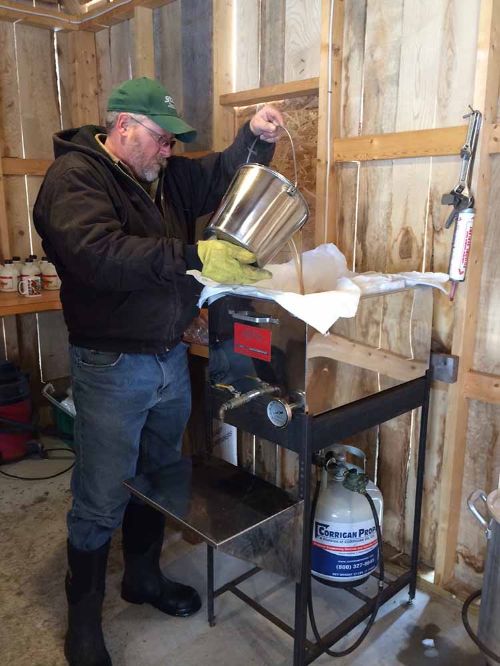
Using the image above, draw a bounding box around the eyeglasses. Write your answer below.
[130,116,177,150]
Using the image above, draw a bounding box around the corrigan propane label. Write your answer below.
[311,519,378,579]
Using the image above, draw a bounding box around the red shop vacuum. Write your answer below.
[0,361,36,463]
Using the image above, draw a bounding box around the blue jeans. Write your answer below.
[67,342,192,551]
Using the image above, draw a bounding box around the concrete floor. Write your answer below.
[0,446,485,666]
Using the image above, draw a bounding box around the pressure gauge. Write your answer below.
[267,398,293,428]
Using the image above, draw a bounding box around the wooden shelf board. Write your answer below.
[220,77,319,107]
[188,343,209,359]
[334,125,467,162]
[0,290,61,316]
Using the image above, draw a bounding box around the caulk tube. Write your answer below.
[448,207,474,299]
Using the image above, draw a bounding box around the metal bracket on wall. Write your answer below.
[430,352,459,383]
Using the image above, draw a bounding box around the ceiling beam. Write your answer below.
[0,0,174,32]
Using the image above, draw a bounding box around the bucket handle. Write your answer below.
[332,444,366,471]
[467,489,491,538]
[246,123,298,190]
[42,382,76,419]
[277,125,298,191]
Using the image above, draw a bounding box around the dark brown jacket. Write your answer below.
[33,123,274,353]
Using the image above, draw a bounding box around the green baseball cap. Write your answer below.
[107,77,197,143]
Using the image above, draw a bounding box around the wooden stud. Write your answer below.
[0,147,11,261]
[220,77,319,107]
[315,0,343,246]
[62,0,83,15]
[212,0,235,152]
[133,6,154,78]
[464,370,500,405]
[0,0,175,33]
[489,122,500,152]
[83,0,172,32]
[0,0,80,31]
[0,151,212,177]
[434,0,500,588]
[2,158,52,176]
[307,331,429,382]
[334,125,468,162]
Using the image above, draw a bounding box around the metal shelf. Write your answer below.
[206,371,433,665]
[126,369,432,665]
[124,455,299,551]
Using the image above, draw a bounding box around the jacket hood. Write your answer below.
[53,125,110,161]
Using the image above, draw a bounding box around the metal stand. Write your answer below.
[206,371,432,665]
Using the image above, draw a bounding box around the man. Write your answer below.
[33,77,283,666]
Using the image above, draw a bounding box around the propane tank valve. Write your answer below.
[343,468,369,494]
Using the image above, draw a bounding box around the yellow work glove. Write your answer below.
[197,239,272,284]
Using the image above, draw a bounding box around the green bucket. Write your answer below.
[52,405,75,444]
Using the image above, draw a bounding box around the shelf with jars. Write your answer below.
[0,255,62,316]
[0,289,62,316]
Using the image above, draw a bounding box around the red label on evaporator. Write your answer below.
[234,322,272,362]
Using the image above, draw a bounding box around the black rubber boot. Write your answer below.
[64,540,112,666]
[121,502,201,617]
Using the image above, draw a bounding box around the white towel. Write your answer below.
[188,244,449,335]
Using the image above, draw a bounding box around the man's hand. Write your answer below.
[249,105,285,143]
[197,239,272,284]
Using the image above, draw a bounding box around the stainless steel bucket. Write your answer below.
[467,489,500,663]
[205,130,309,267]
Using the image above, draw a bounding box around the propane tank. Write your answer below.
[312,447,383,587]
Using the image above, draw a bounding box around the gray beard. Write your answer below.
[128,137,166,182]
[140,164,162,182]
